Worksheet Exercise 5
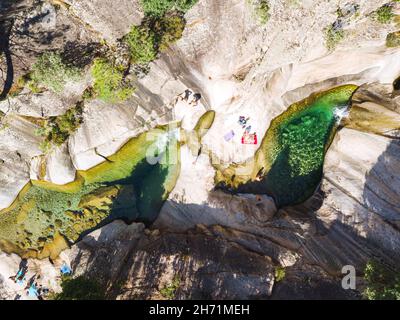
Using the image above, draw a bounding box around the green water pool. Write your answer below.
[0,125,182,258]
[215,84,358,207]
[0,110,215,259]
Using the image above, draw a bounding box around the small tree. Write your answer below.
[36,102,84,152]
[274,266,286,282]
[124,14,186,65]
[254,0,270,24]
[124,25,158,65]
[154,14,186,51]
[29,52,82,93]
[91,58,134,102]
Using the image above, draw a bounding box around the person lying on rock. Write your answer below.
[179,89,192,102]
[190,93,202,106]
[10,260,28,283]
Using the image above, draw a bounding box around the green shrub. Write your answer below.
[57,105,83,134]
[363,261,400,300]
[124,25,158,65]
[159,276,181,300]
[91,58,134,102]
[374,5,394,24]
[274,266,286,282]
[36,102,84,151]
[154,14,186,51]
[140,0,197,17]
[386,31,400,47]
[254,0,270,24]
[324,25,345,51]
[124,14,186,65]
[52,275,106,300]
[29,52,82,93]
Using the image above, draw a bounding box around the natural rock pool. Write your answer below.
[214,84,358,207]
[0,111,216,259]
[0,125,181,258]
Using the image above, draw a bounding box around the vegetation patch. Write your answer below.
[155,14,187,51]
[274,266,286,282]
[363,261,400,300]
[140,0,197,17]
[324,25,345,51]
[36,102,84,152]
[8,76,29,98]
[52,275,107,300]
[254,0,270,24]
[91,58,134,102]
[373,4,395,24]
[247,0,270,24]
[124,24,158,65]
[29,52,82,93]
[124,13,186,66]
[386,31,400,47]
[159,276,181,299]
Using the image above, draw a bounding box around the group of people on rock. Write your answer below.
[238,116,258,145]
[9,258,28,285]
[9,258,71,300]
[9,259,46,299]
[178,89,202,107]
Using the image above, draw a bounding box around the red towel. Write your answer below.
[241,133,258,145]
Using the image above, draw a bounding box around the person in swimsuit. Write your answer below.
[190,93,202,106]
[179,89,192,102]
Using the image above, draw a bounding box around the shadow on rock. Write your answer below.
[362,140,400,229]
[361,139,400,272]
[0,0,29,100]
[65,198,374,300]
